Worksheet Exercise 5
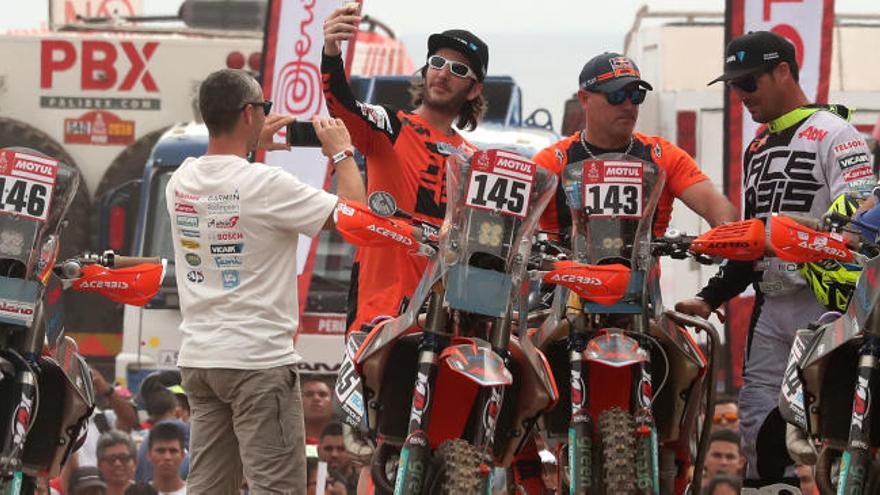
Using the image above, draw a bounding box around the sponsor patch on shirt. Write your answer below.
[838,152,870,170]
[221,270,240,289]
[186,270,204,284]
[210,243,244,254]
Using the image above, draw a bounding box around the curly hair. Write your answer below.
[408,71,486,132]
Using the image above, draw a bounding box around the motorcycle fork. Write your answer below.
[839,334,880,494]
[0,351,37,477]
[472,311,512,455]
[568,316,593,495]
[631,347,659,495]
[394,292,446,495]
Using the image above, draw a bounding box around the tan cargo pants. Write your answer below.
[181,365,306,495]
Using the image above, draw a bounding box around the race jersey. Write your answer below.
[321,53,477,332]
[532,131,709,239]
[699,105,875,306]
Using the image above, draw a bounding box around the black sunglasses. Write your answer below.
[727,74,759,93]
[594,88,647,106]
[241,100,273,116]
[427,55,477,80]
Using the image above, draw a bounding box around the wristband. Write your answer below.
[330,149,354,166]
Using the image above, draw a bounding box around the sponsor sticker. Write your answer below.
[221,270,240,289]
[0,298,36,325]
[180,229,200,239]
[207,216,239,229]
[185,253,201,267]
[844,165,873,183]
[838,152,870,170]
[211,231,244,241]
[180,239,200,250]
[213,256,243,268]
[176,215,198,228]
[175,202,197,214]
[0,151,59,221]
[186,271,204,284]
[210,243,244,254]
[63,110,135,146]
[833,139,866,155]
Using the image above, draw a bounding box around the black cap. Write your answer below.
[427,29,489,81]
[68,466,106,494]
[708,30,797,85]
[579,52,653,93]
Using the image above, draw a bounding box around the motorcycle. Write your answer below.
[530,153,765,494]
[0,148,164,494]
[772,212,880,494]
[333,148,575,494]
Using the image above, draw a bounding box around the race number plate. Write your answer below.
[465,149,536,218]
[0,151,58,222]
[582,160,643,219]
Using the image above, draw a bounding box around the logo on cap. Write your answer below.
[736,51,746,62]
[609,57,638,78]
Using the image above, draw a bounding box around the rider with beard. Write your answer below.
[322,5,486,333]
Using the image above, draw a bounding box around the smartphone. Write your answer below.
[345,1,361,16]
[286,121,321,147]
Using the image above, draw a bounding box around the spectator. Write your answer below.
[796,464,818,495]
[712,395,740,432]
[304,378,335,443]
[703,429,745,487]
[135,388,190,482]
[306,457,347,495]
[146,423,186,495]
[68,466,107,495]
[702,474,741,495]
[124,483,158,495]
[319,422,357,494]
[140,388,183,431]
[96,431,137,495]
[168,68,364,494]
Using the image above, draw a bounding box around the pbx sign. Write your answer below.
[41,40,159,92]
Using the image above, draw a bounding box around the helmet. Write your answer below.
[800,258,860,311]
[800,193,862,311]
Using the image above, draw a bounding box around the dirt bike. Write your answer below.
[772,212,880,494]
[529,153,765,494]
[0,148,164,495]
[332,148,584,494]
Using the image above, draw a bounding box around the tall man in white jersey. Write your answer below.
[166,68,364,494]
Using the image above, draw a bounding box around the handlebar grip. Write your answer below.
[114,256,162,268]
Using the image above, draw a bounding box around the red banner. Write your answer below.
[722,0,835,391]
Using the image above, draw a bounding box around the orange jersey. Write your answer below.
[322,54,476,332]
[532,131,708,239]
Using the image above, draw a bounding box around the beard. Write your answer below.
[422,81,472,116]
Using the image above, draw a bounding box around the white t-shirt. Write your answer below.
[155,486,186,495]
[166,155,337,369]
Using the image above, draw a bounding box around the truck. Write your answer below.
[107,74,560,389]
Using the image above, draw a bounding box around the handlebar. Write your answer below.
[113,255,162,268]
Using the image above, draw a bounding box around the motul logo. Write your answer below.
[606,167,640,177]
[797,126,828,142]
[495,158,532,174]
[41,40,159,92]
[82,280,130,289]
[15,160,55,176]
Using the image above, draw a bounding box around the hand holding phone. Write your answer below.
[286,121,321,147]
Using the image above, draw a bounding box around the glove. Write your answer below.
[785,423,818,466]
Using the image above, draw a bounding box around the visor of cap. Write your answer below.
[707,65,765,85]
[588,76,653,93]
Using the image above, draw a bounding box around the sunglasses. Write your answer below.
[100,453,134,464]
[726,74,760,93]
[594,88,647,106]
[241,100,273,116]
[713,411,739,423]
[427,55,477,80]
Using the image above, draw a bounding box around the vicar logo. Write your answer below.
[210,243,244,255]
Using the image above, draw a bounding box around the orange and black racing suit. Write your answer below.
[321,52,476,333]
[532,130,710,239]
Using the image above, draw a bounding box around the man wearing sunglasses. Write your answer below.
[534,52,737,242]
[322,5,487,333]
[166,68,365,494]
[676,31,875,491]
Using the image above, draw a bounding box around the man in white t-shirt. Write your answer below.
[166,68,365,494]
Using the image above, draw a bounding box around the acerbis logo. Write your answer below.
[366,224,412,246]
[550,273,601,286]
[82,280,130,289]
